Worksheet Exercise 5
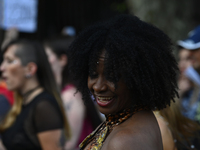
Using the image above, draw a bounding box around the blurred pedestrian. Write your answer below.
[44,36,102,150]
[0,50,14,122]
[155,100,200,150]
[177,25,200,122]
[0,39,71,150]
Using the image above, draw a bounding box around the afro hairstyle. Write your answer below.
[68,14,179,110]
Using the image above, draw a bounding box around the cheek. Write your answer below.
[7,66,25,89]
[107,82,115,92]
[10,67,25,80]
[197,54,200,61]
[115,82,130,99]
[193,51,200,59]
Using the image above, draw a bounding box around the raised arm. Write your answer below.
[63,87,85,150]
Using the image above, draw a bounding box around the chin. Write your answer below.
[6,85,17,91]
[98,107,114,115]
[98,106,120,115]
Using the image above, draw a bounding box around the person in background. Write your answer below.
[68,14,178,150]
[0,28,18,122]
[154,100,200,150]
[44,36,102,150]
[0,39,71,150]
[0,28,18,150]
[178,48,192,97]
[0,49,14,150]
[0,50,14,122]
[177,25,200,122]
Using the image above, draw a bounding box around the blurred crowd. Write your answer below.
[0,15,200,150]
[0,27,103,150]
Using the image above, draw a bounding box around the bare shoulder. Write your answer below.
[61,86,84,112]
[106,129,161,150]
[103,111,163,150]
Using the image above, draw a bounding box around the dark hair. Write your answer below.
[44,36,75,88]
[69,14,179,110]
[2,39,58,94]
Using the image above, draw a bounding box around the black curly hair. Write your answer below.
[69,14,179,110]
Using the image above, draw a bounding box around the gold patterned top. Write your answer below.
[79,106,148,150]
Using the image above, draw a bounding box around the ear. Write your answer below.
[59,54,68,67]
[25,62,38,77]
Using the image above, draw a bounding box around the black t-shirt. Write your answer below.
[1,91,64,150]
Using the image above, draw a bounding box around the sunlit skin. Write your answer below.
[88,50,133,115]
[0,45,27,92]
[188,48,200,71]
[178,49,192,74]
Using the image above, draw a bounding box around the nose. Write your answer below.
[92,76,107,93]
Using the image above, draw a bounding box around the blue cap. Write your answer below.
[177,25,200,50]
[62,26,76,36]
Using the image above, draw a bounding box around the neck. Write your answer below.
[18,77,43,105]
[20,79,40,95]
[22,86,43,105]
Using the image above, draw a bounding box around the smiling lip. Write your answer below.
[96,96,115,107]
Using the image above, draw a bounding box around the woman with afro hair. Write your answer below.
[68,14,179,150]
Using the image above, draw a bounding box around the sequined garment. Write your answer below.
[79,106,148,150]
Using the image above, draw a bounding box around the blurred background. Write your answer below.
[1,0,200,47]
[1,1,200,149]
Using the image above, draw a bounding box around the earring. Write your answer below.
[25,74,32,78]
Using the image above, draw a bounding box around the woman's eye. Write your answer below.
[6,59,12,63]
[6,59,17,64]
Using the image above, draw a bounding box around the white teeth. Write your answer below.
[97,96,113,101]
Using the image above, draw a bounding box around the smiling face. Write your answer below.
[0,45,27,91]
[87,50,132,115]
